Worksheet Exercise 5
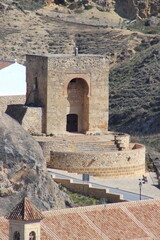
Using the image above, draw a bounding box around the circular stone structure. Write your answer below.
[6,53,146,179]
[35,132,145,178]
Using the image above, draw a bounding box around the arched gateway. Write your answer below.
[67,78,89,133]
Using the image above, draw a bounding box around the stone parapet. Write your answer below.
[53,178,125,203]
[0,95,25,112]
[49,143,145,178]
[6,105,43,134]
[36,134,118,163]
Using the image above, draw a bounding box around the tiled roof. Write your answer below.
[7,197,44,221]
[1,199,160,239]
[0,60,14,70]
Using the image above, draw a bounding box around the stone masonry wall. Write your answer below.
[38,138,75,162]
[26,55,48,132]
[20,107,43,134]
[26,55,48,107]
[115,133,130,150]
[6,105,43,134]
[53,178,124,203]
[47,55,109,134]
[49,144,145,178]
[36,135,116,163]
[0,95,25,112]
[25,54,109,135]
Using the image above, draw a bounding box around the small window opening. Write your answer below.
[34,77,38,90]
[29,231,36,240]
[13,231,20,240]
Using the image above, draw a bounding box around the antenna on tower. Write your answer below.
[75,47,78,56]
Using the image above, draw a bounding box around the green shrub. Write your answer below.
[74,9,83,14]
[85,5,93,10]
[67,191,102,206]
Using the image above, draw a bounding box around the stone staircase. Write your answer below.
[75,141,118,152]
[54,134,120,152]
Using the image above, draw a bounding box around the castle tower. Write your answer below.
[5,53,146,178]
[7,198,43,240]
[25,53,109,135]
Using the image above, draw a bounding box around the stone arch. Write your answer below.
[67,78,89,133]
[13,231,20,240]
[64,73,91,97]
[29,231,36,240]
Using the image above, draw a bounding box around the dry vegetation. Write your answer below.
[0,0,160,164]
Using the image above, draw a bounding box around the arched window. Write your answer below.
[13,231,20,240]
[29,231,36,240]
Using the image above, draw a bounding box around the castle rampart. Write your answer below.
[49,143,145,178]
[5,53,146,178]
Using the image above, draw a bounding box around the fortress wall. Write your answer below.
[6,105,43,134]
[0,95,25,112]
[26,55,48,108]
[20,107,43,134]
[38,139,75,162]
[36,136,116,163]
[53,178,124,203]
[49,144,145,178]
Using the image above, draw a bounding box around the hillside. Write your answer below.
[109,41,160,136]
[0,2,157,63]
[1,0,160,19]
[0,1,160,157]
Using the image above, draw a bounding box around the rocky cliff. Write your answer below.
[0,111,71,216]
[46,0,160,18]
[115,0,160,20]
[1,0,159,18]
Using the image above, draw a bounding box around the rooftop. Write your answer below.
[7,197,43,221]
[26,53,108,58]
[1,199,160,239]
[0,60,15,70]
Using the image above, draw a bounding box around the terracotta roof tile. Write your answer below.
[0,60,14,70]
[128,202,160,238]
[42,212,102,240]
[1,199,160,239]
[7,197,44,221]
[41,199,160,240]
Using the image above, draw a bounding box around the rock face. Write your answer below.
[0,111,71,216]
[115,0,160,20]
[1,0,159,19]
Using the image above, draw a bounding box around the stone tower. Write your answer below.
[6,53,146,178]
[25,53,109,135]
[7,198,43,240]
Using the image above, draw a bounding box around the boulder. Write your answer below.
[0,111,71,216]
